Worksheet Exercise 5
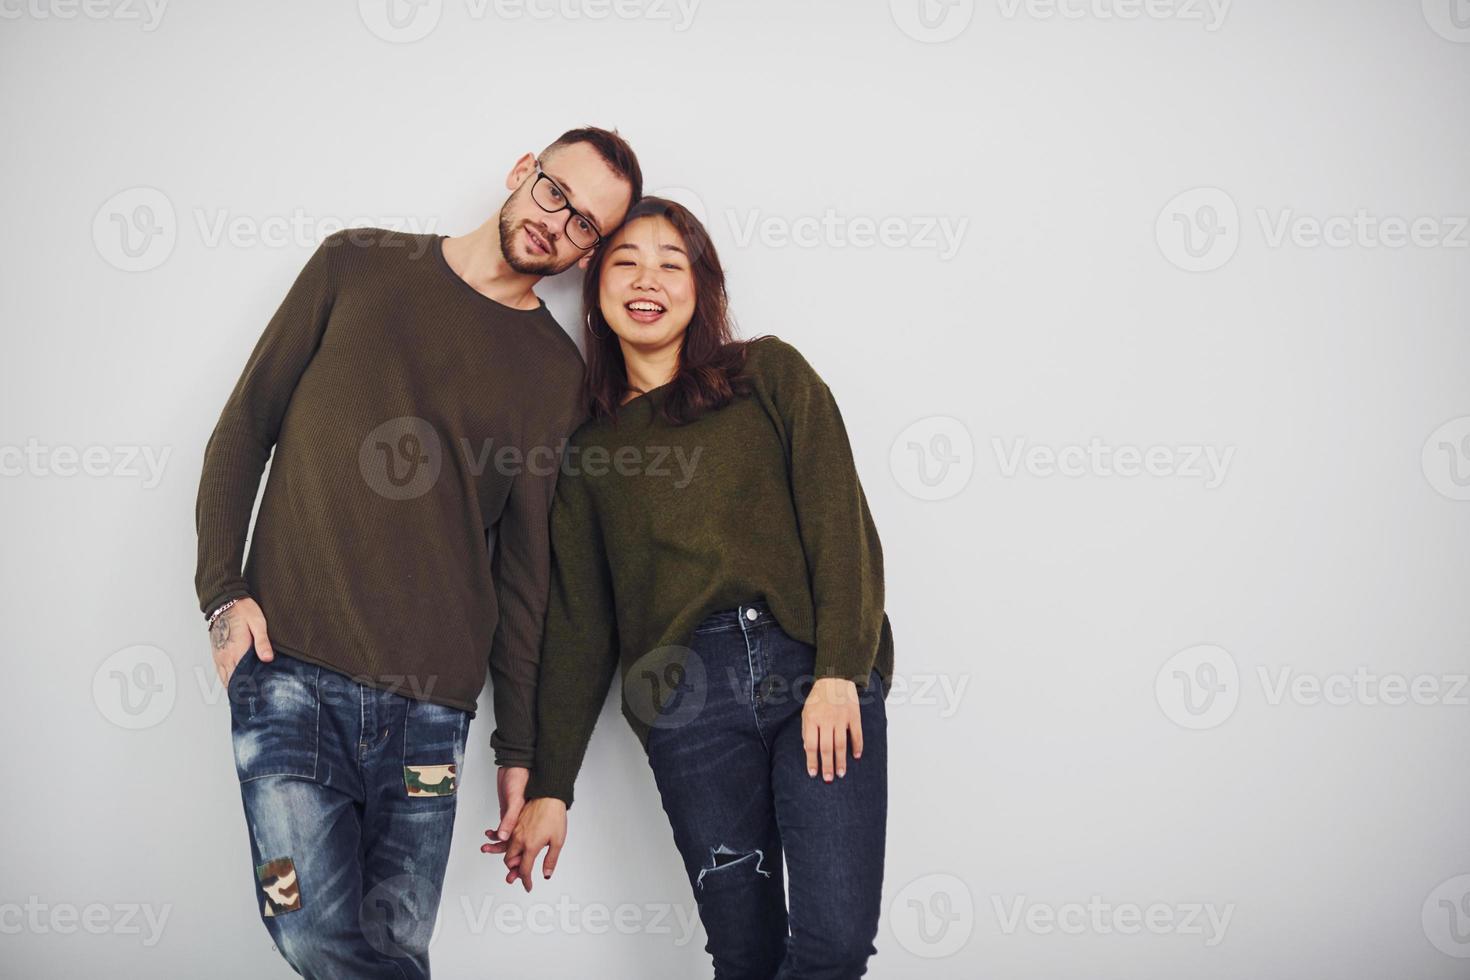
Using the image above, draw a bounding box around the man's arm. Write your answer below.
[194,233,342,619]
[485,397,585,771]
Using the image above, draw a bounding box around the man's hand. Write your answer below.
[210,596,273,686]
[481,766,529,855]
[802,677,863,782]
[501,797,567,892]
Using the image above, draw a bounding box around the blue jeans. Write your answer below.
[645,601,889,980]
[227,645,469,979]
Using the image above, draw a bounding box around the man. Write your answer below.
[195,127,640,978]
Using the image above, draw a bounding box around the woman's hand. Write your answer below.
[501,797,567,892]
[802,677,863,782]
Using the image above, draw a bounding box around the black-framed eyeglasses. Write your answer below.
[529,162,602,250]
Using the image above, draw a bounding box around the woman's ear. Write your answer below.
[577,253,594,270]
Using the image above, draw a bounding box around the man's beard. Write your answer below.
[498,199,569,276]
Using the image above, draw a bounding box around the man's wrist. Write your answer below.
[206,597,244,629]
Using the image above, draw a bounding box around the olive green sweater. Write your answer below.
[525,337,894,807]
[194,230,585,767]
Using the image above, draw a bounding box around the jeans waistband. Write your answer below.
[692,599,777,634]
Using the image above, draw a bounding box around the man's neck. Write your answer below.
[440,217,542,311]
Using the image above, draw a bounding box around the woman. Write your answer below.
[497,197,895,979]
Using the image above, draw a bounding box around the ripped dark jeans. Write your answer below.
[227,645,468,979]
[645,601,889,980]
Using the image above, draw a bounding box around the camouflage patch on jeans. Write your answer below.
[256,856,301,916]
[404,764,456,797]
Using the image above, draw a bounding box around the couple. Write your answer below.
[195,126,894,979]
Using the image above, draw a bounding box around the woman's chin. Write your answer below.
[606,315,690,348]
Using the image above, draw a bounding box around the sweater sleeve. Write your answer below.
[486,397,584,769]
[766,341,888,689]
[194,233,342,618]
[523,458,620,808]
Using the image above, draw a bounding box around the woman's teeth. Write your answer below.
[625,300,666,322]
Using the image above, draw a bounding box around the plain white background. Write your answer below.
[3,0,1469,976]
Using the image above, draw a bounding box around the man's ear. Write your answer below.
[577,253,594,270]
[504,152,536,192]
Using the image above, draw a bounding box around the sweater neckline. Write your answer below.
[431,235,549,316]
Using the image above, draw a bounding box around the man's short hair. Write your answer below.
[542,126,643,204]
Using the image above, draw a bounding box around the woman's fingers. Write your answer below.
[543,838,562,880]
[834,723,848,779]
[850,709,864,760]
[803,719,820,777]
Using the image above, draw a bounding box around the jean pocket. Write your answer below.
[225,645,257,693]
[230,655,320,782]
[402,700,467,799]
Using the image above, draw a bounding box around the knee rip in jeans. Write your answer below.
[696,844,773,889]
[256,856,302,917]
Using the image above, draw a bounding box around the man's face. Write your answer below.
[498,142,632,276]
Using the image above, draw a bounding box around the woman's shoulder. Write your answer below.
[740,335,824,389]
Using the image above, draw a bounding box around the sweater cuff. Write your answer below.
[525,768,576,810]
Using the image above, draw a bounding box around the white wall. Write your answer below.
[2,1,1469,977]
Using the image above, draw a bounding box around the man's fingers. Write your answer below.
[496,799,524,842]
[543,839,562,880]
[251,617,274,660]
[821,724,836,782]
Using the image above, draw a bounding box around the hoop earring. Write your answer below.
[587,316,608,340]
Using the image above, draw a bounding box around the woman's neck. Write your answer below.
[620,340,681,403]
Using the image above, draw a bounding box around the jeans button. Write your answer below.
[745,608,758,621]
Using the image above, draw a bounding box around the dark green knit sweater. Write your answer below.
[194,230,585,767]
[525,337,894,807]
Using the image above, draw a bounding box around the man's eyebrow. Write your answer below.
[545,170,604,232]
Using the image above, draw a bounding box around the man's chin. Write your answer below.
[505,247,571,277]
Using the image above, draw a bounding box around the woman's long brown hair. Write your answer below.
[580,197,759,425]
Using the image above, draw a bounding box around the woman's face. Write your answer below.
[597,215,696,352]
